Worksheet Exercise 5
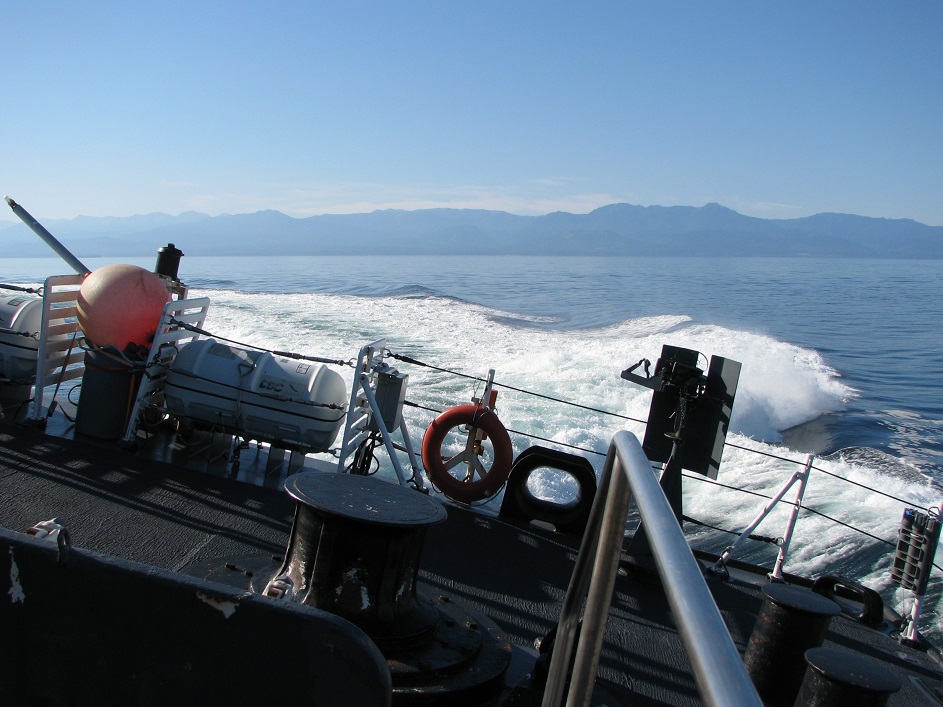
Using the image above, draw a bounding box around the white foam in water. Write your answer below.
[197,287,861,461]
[194,289,943,638]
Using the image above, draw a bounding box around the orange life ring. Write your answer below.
[421,404,513,503]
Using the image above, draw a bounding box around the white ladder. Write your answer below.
[335,339,425,490]
[27,275,86,422]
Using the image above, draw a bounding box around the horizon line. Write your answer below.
[1,200,936,228]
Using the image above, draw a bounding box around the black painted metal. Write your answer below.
[811,574,885,627]
[267,471,512,704]
[499,445,597,535]
[0,526,391,705]
[743,583,841,707]
[270,472,445,638]
[796,647,902,706]
[74,347,142,440]
[891,508,942,595]
[4,419,942,707]
[155,242,184,280]
[630,344,740,480]
[625,345,740,562]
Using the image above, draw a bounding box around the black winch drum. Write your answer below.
[265,472,513,704]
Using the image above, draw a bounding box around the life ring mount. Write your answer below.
[421,404,513,504]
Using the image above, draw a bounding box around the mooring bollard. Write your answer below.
[795,647,901,706]
[743,583,841,706]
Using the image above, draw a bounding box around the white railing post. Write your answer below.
[769,455,814,582]
[708,454,814,580]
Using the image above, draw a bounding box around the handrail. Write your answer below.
[542,430,762,707]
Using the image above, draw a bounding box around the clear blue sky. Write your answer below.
[3,2,941,225]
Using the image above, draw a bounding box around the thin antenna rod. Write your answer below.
[5,196,90,274]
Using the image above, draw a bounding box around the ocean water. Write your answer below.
[4,253,943,636]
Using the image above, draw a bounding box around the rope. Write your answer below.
[726,440,810,465]
[388,350,647,424]
[809,460,929,512]
[411,388,926,571]
[297,343,943,578]
[0,283,42,295]
[724,442,933,513]
[167,316,354,368]
[682,472,777,501]
[403,399,608,456]
[47,329,83,419]
[56,318,934,580]
[683,471,943,574]
[682,515,780,545]
[394,350,934,527]
[9,277,928,577]
[168,367,345,411]
[799,504,897,549]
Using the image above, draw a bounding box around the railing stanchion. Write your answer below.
[542,431,762,707]
[709,454,814,580]
[769,454,814,582]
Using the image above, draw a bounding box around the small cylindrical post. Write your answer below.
[155,243,184,280]
[743,584,841,706]
[74,347,143,440]
[795,647,901,706]
[262,471,512,702]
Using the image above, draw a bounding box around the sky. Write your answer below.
[3,2,942,226]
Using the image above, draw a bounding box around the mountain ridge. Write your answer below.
[2,202,941,258]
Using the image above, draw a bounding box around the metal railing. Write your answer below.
[542,430,762,707]
[710,454,814,580]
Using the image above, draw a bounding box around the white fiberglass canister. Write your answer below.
[164,338,348,452]
[0,294,42,380]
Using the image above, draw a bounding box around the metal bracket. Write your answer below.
[27,517,71,559]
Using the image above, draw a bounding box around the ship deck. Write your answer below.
[1,414,942,705]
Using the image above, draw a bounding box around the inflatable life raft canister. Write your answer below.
[0,294,42,380]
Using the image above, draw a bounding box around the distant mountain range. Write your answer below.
[3,202,942,259]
